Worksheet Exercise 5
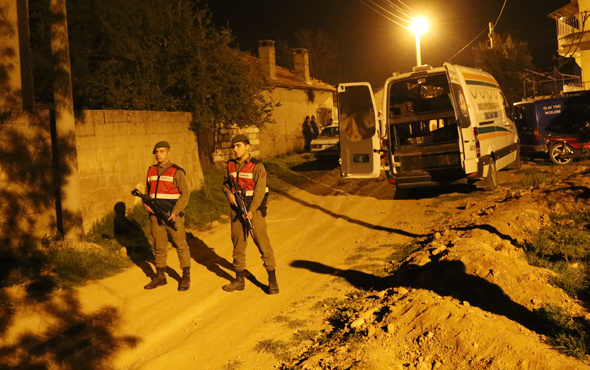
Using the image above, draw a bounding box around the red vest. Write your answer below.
[147,164,183,211]
[227,158,269,215]
[228,160,257,196]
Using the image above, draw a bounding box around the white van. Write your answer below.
[338,63,520,190]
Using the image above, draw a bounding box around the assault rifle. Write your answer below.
[228,176,254,237]
[131,188,178,231]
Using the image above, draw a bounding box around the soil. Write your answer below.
[2,158,590,369]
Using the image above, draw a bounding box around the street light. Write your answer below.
[411,17,428,67]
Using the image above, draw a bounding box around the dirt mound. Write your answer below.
[282,163,590,369]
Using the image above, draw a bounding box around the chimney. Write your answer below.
[292,48,311,84]
[258,40,277,80]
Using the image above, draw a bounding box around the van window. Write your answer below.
[388,73,453,117]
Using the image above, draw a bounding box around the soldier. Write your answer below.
[142,141,192,291]
[222,134,279,294]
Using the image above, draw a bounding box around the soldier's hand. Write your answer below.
[228,193,237,207]
[168,213,177,222]
[245,211,254,220]
[143,203,154,214]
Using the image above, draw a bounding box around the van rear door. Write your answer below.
[337,83,381,178]
[444,63,478,174]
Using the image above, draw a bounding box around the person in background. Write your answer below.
[310,115,320,138]
[302,115,314,152]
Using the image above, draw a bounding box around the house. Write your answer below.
[550,0,590,90]
[212,40,336,162]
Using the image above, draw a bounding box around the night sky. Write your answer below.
[206,0,570,86]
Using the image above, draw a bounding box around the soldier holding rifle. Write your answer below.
[222,134,279,294]
[141,141,192,291]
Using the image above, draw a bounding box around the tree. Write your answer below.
[276,29,339,84]
[472,33,534,104]
[65,0,274,163]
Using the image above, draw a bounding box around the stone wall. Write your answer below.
[75,110,204,231]
[212,88,334,163]
[0,109,204,239]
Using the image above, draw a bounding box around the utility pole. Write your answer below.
[50,0,84,240]
[488,22,494,49]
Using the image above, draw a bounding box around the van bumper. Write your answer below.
[387,168,466,188]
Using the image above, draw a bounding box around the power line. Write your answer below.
[356,0,412,30]
[383,0,413,20]
[446,26,488,62]
[491,0,508,30]
[447,0,509,61]
[364,0,412,24]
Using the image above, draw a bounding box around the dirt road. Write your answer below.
[3,160,590,369]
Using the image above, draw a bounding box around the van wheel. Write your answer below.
[549,143,574,165]
[483,159,498,191]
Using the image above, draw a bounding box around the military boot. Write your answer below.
[178,267,190,291]
[222,270,245,292]
[144,267,167,289]
[268,269,279,295]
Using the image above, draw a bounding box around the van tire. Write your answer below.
[483,159,498,191]
[549,142,574,165]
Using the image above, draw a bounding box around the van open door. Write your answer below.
[444,63,478,174]
[337,83,381,178]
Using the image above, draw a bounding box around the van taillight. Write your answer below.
[473,127,480,156]
[533,128,540,140]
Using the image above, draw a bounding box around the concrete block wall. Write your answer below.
[75,110,204,232]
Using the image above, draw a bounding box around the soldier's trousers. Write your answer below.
[150,214,191,269]
[230,209,276,271]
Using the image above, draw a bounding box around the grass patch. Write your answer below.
[522,211,590,357]
[49,244,131,288]
[254,339,291,360]
[537,305,588,358]
[384,242,420,273]
[513,168,559,189]
[292,329,318,341]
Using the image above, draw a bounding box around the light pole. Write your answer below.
[411,17,428,67]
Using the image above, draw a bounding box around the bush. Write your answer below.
[49,244,131,288]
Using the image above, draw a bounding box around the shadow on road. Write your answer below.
[110,202,156,279]
[186,232,234,282]
[291,258,554,337]
[0,289,139,368]
[275,190,428,238]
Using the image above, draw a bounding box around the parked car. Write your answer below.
[310,124,339,159]
[514,92,590,164]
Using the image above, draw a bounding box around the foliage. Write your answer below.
[183,167,230,229]
[276,29,339,83]
[64,0,274,160]
[472,33,534,104]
